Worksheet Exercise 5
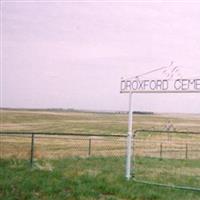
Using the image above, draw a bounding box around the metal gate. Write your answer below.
[133,130,200,190]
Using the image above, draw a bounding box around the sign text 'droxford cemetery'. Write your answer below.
[120,78,200,93]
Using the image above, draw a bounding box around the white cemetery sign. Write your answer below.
[121,64,200,180]
[121,78,200,93]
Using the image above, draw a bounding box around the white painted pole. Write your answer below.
[126,92,133,180]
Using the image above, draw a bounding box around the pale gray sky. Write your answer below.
[1,1,200,113]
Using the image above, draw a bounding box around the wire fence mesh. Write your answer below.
[0,132,126,161]
[134,130,200,189]
[0,131,200,190]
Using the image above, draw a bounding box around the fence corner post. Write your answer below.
[160,143,163,160]
[30,133,35,167]
[88,138,92,157]
[185,144,188,160]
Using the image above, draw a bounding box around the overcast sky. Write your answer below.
[1,1,200,113]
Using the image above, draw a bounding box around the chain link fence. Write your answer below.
[134,130,200,190]
[1,131,200,190]
[0,132,126,164]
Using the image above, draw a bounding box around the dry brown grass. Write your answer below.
[1,133,200,160]
[1,109,200,133]
[1,110,200,160]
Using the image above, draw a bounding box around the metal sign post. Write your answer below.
[121,65,200,181]
[126,92,133,180]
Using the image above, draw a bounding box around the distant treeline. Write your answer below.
[133,111,154,115]
[0,108,154,115]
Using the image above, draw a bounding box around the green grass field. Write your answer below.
[0,109,200,199]
[0,157,200,200]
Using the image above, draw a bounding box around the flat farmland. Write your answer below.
[1,109,200,133]
[1,109,200,200]
[1,109,200,160]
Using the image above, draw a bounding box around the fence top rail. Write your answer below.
[134,139,200,146]
[0,132,126,138]
[1,130,200,136]
[135,130,200,135]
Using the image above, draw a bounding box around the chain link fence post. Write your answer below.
[88,138,92,156]
[30,133,35,167]
[185,144,188,160]
[160,143,163,160]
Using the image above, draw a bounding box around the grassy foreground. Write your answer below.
[0,157,200,200]
[1,110,200,199]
